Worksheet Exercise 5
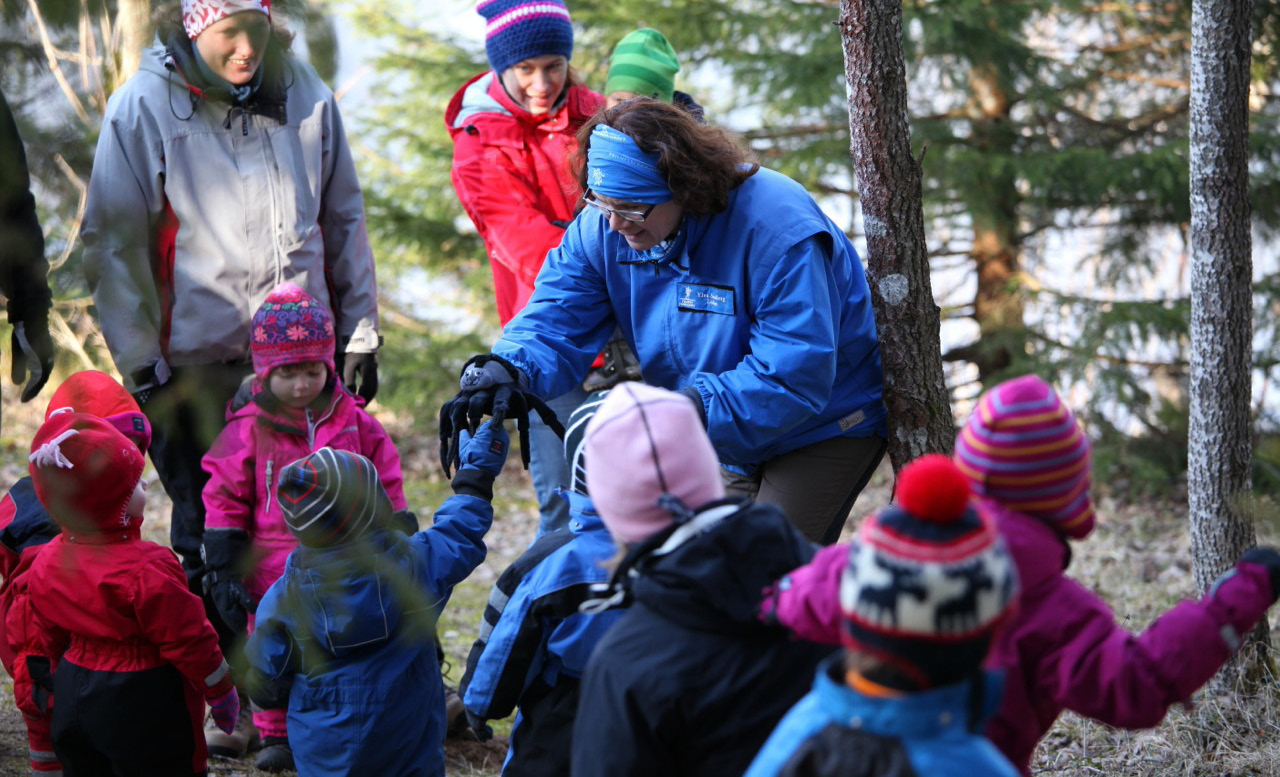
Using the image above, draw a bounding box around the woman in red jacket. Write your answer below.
[445,0,603,537]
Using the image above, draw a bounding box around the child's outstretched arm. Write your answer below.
[201,420,258,634]
[411,421,510,601]
[1043,546,1280,728]
[758,541,847,644]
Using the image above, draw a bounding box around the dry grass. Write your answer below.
[4,385,1280,776]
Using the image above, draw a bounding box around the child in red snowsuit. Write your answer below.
[23,411,238,775]
[0,369,154,774]
[200,281,407,770]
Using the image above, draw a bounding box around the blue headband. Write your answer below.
[585,125,673,203]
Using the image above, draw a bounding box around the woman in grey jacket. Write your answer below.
[80,0,380,765]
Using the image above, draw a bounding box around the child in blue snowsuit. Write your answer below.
[243,422,508,777]
[460,391,624,775]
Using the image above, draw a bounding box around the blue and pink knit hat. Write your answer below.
[841,454,1018,689]
[954,374,1095,539]
[250,282,336,381]
[477,0,574,74]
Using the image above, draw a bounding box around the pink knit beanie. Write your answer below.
[584,383,724,545]
[954,374,1095,538]
[250,282,336,381]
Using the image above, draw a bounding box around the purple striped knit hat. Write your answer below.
[251,282,336,381]
[954,374,1095,538]
[477,0,574,74]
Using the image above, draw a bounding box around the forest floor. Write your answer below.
[2,391,1280,775]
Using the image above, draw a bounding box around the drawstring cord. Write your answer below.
[29,429,79,469]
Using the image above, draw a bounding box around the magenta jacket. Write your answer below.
[762,496,1276,774]
[202,382,407,598]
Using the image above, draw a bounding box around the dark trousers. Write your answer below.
[724,435,888,545]
[140,362,250,651]
[52,660,204,777]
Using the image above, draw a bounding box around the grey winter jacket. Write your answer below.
[82,36,378,390]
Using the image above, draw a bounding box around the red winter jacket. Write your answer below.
[446,71,603,325]
[24,521,232,773]
[202,380,407,598]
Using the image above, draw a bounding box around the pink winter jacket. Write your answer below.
[202,382,407,598]
[762,496,1277,775]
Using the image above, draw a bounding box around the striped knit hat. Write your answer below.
[564,390,610,495]
[841,454,1018,689]
[605,28,679,103]
[954,374,1095,539]
[477,0,574,75]
[251,282,336,381]
[278,448,394,547]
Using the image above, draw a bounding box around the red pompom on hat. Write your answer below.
[894,452,972,522]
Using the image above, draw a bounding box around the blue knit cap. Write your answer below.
[478,0,574,74]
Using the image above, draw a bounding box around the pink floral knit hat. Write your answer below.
[182,0,270,39]
[250,282,336,381]
[954,374,1095,538]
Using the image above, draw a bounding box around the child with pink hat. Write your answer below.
[570,383,832,777]
[760,374,1280,774]
[200,282,406,770]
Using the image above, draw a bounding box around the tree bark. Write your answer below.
[839,0,954,470]
[1188,0,1265,689]
[114,0,152,88]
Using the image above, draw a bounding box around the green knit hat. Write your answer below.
[605,27,679,103]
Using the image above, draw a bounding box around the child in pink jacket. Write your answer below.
[201,282,407,771]
[761,374,1280,775]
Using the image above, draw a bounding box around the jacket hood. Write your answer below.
[980,496,1071,592]
[628,499,817,634]
[287,530,440,663]
[139,34,288,125]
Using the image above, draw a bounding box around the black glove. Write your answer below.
[438,354,564,477]
[11,315,53,402]
[1239,546,1280,602]
[465,710,494,742]
[202,528,256,635]
[678,385,708,427]
[336,343,379,403]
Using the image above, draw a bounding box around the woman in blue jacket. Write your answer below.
[449,98,887,544]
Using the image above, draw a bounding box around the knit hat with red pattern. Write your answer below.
[250,282,336,381]
[841,453,1018,690]
[28,412,145,535]
[477,0,574,74]
[182,0,270,39]
[954,374,1095,539]
[45,370,151,454]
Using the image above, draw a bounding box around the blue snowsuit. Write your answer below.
[494,166,886,468]
[244,493,493,777]
[746,657,1019,777]
[461,491,622,775]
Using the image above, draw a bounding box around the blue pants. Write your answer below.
[527,385,588,538]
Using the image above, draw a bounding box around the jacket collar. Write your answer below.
[162,32,288,125]
[812,655,1006,738]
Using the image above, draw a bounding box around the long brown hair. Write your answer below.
[574,98,758,215]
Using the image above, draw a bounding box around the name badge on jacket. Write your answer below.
[676,283,736,315]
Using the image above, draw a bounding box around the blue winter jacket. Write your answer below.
[746,657,1018,777]
[244,493,493,777]
[495,166,887,467]
[461,491,623,776]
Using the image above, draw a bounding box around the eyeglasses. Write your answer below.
[580,191,657,223]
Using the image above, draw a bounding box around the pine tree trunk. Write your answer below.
[839,0,954,469]
[1188,0,1265,690]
